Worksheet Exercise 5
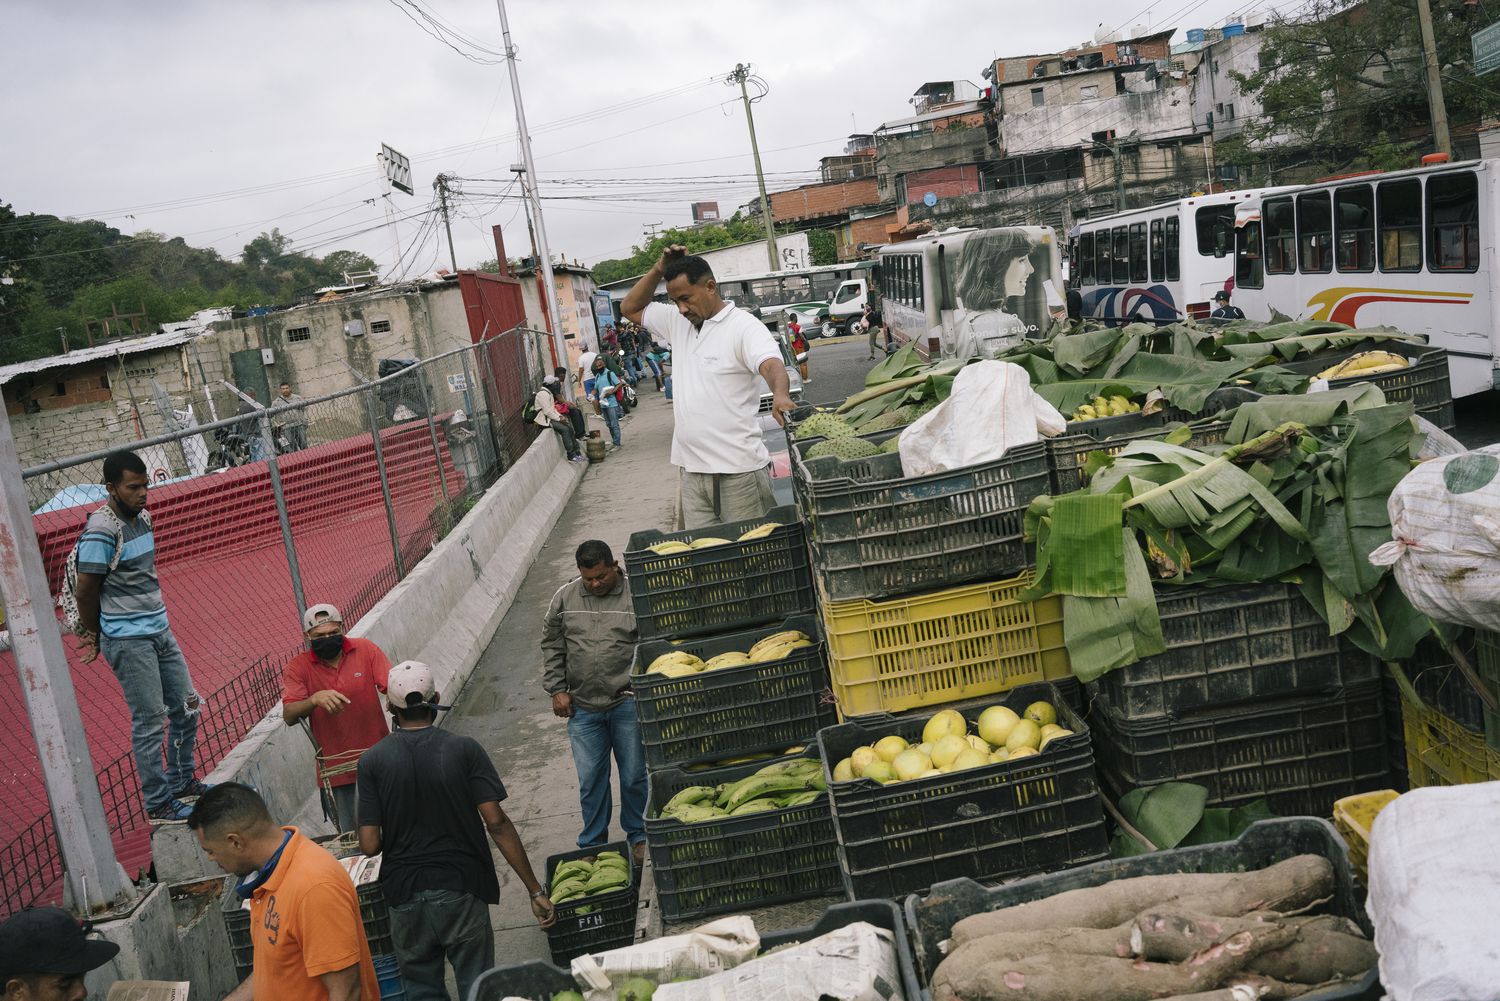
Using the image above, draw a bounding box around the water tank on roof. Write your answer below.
[1094,23,1113,44]
[1186,28,1206,43]
[1131,24,1148,38]
[1223,22,1245,36]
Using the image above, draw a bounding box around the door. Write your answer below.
[229,349,272,408]
[829,279,867,321]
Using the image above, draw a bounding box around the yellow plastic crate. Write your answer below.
[1401,692,1500,789]
[1332,789,1399,886]
[820,572,1071,718]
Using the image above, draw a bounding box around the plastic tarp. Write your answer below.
[898,359,1063,478]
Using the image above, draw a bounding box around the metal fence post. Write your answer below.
[0,407,134,915]
[362,386,407,580]
[415,370,452,507]
[259,414,308,618]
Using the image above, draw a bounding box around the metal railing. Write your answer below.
[0,328,551,916]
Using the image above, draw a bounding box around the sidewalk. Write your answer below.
[443,387,679,965]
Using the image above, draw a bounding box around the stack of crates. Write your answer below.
[787,415,1109,900]
[1398,635,1500,789]
[539,841,640,966]
[1085,581,1394,817]
[623,506,843,922]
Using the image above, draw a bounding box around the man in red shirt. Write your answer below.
[282,603,392,832]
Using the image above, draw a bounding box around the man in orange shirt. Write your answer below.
[282,603,392,832]
[190,783,379,1001]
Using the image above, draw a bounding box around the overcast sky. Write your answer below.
[5,0,1265,278]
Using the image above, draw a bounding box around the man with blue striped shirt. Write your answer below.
[75,450,208,822]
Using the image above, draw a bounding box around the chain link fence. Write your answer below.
[0,328,549,915]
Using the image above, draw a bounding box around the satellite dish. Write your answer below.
[923,191,938,207]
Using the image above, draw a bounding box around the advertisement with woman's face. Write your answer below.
[944,229,1057,359]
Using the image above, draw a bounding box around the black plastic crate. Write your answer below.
[817,682,1109,901]
[903,818,1378,1001]
[357,881,394,955]
[1092,581,1384,720]
[221,890,253,985]
[470,899,922,1001]
[1088,681,1392,817]
[1046,388,1259,494]
[541,842,639,968]
[630,615,836,769]
[792,431,1051,602]
[1405,635,1485,735]
[1381,671,1409,793]
[1282,339,1454,430]
[1476,629,1500,750]
[644,745,841,922]
[625,505,814,641]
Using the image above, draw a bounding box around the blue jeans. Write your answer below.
[100,630,200,811]
[566,699,646,848]
[388,887,492,1001]
[600,404,621,446]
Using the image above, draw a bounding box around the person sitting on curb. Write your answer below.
[534,377,586,462]
[0,906,120,1001]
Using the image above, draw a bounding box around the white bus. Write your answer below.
[1072,186,1298,324]
[1229,158,1495,398]
[713,261,876,335]
[877,226,1064,360]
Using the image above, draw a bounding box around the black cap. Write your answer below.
[0,907,120,981]
[1214,290,1230,301]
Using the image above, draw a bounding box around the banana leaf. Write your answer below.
[1051,326,1127,377]
[862,342,927,387]
[1110,783,1275,858]
[1033,353,1257,413]
[1225,385,1388,442]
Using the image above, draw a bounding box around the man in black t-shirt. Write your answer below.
[358,661,555,1001]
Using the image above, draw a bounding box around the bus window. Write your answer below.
[911,260,925,309]
[1112,226,1129,284]
[1335,185,1374,272]
[1195,204,1234,257]
[1264,197,1295,274]
[720,280,750,306]
[1095,230,1113,285]
[1129,223,1148,283]
[1297,192,1333,274]
[1165,218,1180,280]
[1149,219,1165,282]
[1236,222,1264,289]
[1079,232,1095,285]
[1378,178,1422,272]
[1428,171,1479,272]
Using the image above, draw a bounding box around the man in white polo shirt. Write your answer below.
[622,245,794,528]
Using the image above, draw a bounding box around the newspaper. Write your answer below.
[337,853,381,885]
[571,916,759,994]
[653,922,904,1001]
[563,920,903,1001]
[107,983,190,1001]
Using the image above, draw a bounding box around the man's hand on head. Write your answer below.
[656,244,688,271]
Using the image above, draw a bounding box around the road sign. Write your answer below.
[379,143,414,195]
[446,374,468,393]
[1474,21,1500,76]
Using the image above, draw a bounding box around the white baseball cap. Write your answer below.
[387,660,438,709]
[302,603,343,632]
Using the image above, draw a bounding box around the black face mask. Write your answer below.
[310,634,345,660]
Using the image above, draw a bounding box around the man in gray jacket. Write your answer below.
[541,540,647,860]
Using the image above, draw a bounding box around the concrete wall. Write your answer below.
[1001,68,1120,114]
[1191,31,1267,139]
[150,428,584,890]
[208,282,470,400]
[1002,76,1195,155]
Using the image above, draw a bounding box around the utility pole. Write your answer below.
[1113,136,1126,211]
[728,64,780,271]
[1415,0,1453,156]
[495,0,567,369]
[0,408,134,915]
[644,222,662,240]
[434,174,459,273]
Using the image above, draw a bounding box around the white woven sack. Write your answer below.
[1366,783,1500,1001]
[1369,446,1500,632]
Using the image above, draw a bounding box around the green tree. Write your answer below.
[1230,0,1500,174]
[805,229,837,266]
[322,249,379,281]
[591,215,777,284]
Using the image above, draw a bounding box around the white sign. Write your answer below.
[446,374,468,393]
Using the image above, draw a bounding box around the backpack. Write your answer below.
[58,505,151,637]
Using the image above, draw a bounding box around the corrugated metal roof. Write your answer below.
[875,101,987,133]
[0,329,201,386]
